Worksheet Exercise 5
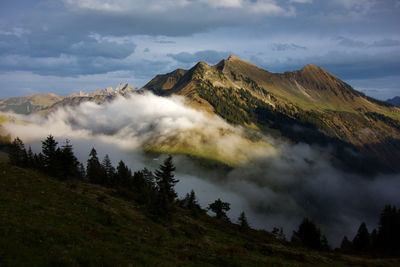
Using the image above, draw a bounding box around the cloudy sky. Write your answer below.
[0,0,399,99]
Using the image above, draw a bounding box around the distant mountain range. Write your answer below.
[0,83,135,115]
[1,55,400,172]
[387,96,400,107]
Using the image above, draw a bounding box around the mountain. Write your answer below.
[1,56,400,172]
[0,83,136,115]
[387,96,400,107]
[145,55,400,172]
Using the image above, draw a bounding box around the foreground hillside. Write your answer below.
[1,160,399,266]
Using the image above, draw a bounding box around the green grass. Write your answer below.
[1,162,399,266]
[144,139,272,168]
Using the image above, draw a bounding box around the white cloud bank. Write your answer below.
[64,0,296,15]
[1,91,399,247]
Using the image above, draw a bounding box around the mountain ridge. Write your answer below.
[387,96,400,107]
[1,56,400,172]
[144,55,400,172]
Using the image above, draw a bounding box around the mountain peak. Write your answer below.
[227,54,240,61]
[302,64,320,71]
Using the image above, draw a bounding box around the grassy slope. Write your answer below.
[1,161,399,266]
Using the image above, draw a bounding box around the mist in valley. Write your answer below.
[2,92,400,247]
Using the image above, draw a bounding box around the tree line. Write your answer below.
[7,135,246,221]
[7,136,400,255]
[340,205,400,255]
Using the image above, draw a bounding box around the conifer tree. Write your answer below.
[41,135,59,175]
[153,155,178,216]
[59,139,81,180]
[8,137,27,166]
[142,168,155,189]
[78,162,86,179]
[86,148,106,185]
[238,211,250,230]
[155,156,178,202]
[26,146,34,168]
[377,205,400,253]
[208,198,230,221]
[116,160,132,187]
[181,190,202,215]
[352,222,370,251]
[340,236,352,251]
[272,227,286,241]
[102,154,116,186]
[370,229,378,251]
[291,218,328,250]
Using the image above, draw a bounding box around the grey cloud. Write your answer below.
[372,38,400,47]
[271,43,307,51]
[0,29,135,59]
[168,50,231,64]
[256,49,400,80]
[68,39,136,59]
[0,54,168,77]
[154,40,175,44]
[336,36,367,48]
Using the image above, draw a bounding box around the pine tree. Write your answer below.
[152,156,178,216]
[102,154,116,186]
[377,205,400,253]
[291,218,328,250]
[78,162,86,179]
[33,153,45,171]
[370,229,378,251]
[208,198,230,221]
[86,148,106,185]
[181,190,202,215]
[272,227,286,241]
[8,137,27,166]
[238,211,250,230]
[41,135,59,175]
[59,139,81,180]
[340,236,352,252]
[116,160,132,187]
[353,222,370,251]
[26,146,34,168]
[155,156,178,202]
[142,168,155,189]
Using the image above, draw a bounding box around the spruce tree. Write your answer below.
[377,205,400,253]
[340,236,352,252]
[41,135,59,175]
[352,222,370,251]
[154,155,178,216]
[59,139,80,180]
[102,154,116,186]
[155,156,178,201]
[238,211,250,230]
[116,160,132,187]
[26,146,34,168]
[291,218,328,250]
[8,137,27,166]
[181,190,202,215]
[86,148,106,185]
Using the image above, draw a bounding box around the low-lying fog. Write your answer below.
[2,92,400,246]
